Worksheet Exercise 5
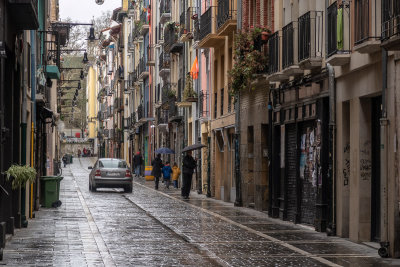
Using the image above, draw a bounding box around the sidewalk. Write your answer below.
[134,175,400,266]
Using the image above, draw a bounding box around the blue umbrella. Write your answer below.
[155,147,175,154]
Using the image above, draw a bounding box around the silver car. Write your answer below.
[88,158,133,193]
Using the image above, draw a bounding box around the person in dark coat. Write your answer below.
[133,151,143,177]
[181,151,197,199]
[151,154,163,190]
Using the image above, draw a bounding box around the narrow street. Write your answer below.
[0,158,398,266]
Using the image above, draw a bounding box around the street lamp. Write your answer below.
[83,52,89,63]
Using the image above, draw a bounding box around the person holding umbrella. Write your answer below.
[182,151,197,199]
[151,154,163,190]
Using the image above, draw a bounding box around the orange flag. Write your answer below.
[190,56,199,80]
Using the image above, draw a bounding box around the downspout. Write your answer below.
[379,48,389,257]
[20,32,28,228]
[234,0,242,207]
[326,63,336,236]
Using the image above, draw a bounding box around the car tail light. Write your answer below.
[95,170,101,176]
[125,170,132,177]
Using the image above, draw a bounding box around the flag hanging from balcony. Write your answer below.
[190,56,199,79]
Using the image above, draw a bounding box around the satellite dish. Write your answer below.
[95,0,104,5]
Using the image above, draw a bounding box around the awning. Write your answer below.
[46,65,60,80]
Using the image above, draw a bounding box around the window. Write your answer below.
[99,159,127,168]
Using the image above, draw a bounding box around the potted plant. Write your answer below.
[184,73,198,102]
[228,29,269,96]
[4,165,37,190]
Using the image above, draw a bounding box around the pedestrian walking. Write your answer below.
[78,149,81,158]
[133,151,143,177]
[151,154,163,190]
[181,151,196,199]
[62,154,67,167]
[162,162,173,189]
[172,162,181,189]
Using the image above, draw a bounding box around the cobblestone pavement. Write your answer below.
[2,158,400,266]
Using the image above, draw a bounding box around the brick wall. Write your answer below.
[242,0,273,30]
[239,85,269,210]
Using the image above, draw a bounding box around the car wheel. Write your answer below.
[125,185,132,193]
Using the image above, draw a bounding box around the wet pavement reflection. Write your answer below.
[2,158,400,266]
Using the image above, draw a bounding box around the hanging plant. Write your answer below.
[228,27,270,96]
[4,165,37,190]
[184,73,198,100]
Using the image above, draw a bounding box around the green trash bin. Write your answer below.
[40,176,63,208]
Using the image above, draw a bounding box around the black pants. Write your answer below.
[181,173,193,197]
[154,176,160,189]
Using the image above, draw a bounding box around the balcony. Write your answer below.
[217,0,237,36]
[353,0,380,54]
[161,84,175,110]
[159,52,170,77]
[326,2,351,66]
[114,97,123,112]
[179,11,186,36]
[199,6,225,48]
[180,7,196,42]
[140,10,150,35]
[282,22,303,76]
[8,0,39,30]
[267,32,289,82]
[164,25,184,53]
[298,11,323,70]
[133,26,142,42]
[129,70,139,87]
[136,104,154,126]
[168,104,183,123]
[381,0,400,50]
[147,45,155,66]
[160,0,171,24]
[157,109,169,125]
[199,91,210,120]
[138,57,149,80]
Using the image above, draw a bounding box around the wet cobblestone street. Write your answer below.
[2,158,400,266]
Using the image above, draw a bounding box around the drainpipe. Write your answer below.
[326,63,336,236]
[234,92,242,206]
[234,0,242,207]
[379,48,389,258]
[20,32,28,228]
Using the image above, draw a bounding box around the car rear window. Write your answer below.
[99,160,127,168]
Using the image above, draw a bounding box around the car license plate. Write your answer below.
[107,172,120,176]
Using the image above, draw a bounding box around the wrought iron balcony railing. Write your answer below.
[159,52,170,70]
[282,23,294,69]
[268,32,280,74]
[382,0,400,40]
[217,0,236,30]
[137,104,143,120]
[199,7,213,41]
[180,11,186,35]
[138,57,149,77]
[298,11,323,63]
[160,0,171,23]
[199,91,209,118]
[164,25,178,52]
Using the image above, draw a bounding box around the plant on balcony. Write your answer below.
[184,73,198,101]
[4,165,37,190]
[228,28,270,95]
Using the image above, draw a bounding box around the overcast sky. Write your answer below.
[59,0,120,22]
